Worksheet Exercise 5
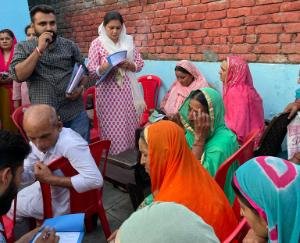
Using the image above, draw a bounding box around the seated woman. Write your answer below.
[160,60,209,116]
[138,120,238,241]
[220,56,264,145]
[112,202,220,243]
[232,156,300,242]
[178,87,238,203]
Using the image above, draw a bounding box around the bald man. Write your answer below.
[8,104,102,220]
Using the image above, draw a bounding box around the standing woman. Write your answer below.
[220,56,264,145]
[0,29,17,131]
[88,11,145,154]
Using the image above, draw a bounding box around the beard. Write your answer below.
[0,179,18,215]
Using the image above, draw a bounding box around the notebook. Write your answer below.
[66,63,85,94]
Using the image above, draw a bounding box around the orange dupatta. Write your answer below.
[146,120,237,241]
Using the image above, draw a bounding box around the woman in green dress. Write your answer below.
[178,87,238,203]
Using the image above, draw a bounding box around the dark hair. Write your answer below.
[103,11,124,26]
[190,90,209,114]
[231,179,258,215]
[0,131,31,172]
[175,66,192,76]
[30,4,55,22]
[24,24,32,35]
[0,29,15,39]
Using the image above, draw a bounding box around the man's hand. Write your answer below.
[34,161,53,183]
[37,32,53,53]
[284,101,300,119]
[66,85,84,100]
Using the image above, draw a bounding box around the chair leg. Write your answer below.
[97,202,111,239]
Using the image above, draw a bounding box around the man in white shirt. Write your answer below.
[9,104,102,220]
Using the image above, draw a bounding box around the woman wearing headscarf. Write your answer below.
[0,29,17,131]
[88,11,145,155]
[138,120,238,241]
[112,202,220,243]
[178,87,238,203]
[160,60,209,116]
[232,156,300,242]
[220,56,264,145]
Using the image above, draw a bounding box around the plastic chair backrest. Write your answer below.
[138,75,161,110]
[255,112,295,157]
[40,139,111,218]
[214,129,259,192]
[223,217,249,243]
[11,104,30,142]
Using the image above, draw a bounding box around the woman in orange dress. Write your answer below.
[138,120,238,241]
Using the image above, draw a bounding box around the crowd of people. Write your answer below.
[0,3,299,243]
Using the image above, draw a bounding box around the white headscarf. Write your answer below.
[98,23,146,115]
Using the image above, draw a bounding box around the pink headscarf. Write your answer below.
[0,30,17,72]
[223,56,264,144]
[163,60,209,115]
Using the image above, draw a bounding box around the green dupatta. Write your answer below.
[179,87,238,204]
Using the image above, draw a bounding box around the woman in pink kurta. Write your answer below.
[88,11,145,155]
[220,56,264,145]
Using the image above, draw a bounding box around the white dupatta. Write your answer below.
[98,23,146,115]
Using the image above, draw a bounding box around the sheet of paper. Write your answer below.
[33,231,82,243]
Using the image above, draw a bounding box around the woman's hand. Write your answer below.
[243,229,268,243]
[98,62,110,74]
[119,60,136,72]
[284,101,300,119]
[193,109,211,143]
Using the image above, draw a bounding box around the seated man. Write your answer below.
[8,104,103,220]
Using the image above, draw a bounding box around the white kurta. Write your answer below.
[10,128,103,220]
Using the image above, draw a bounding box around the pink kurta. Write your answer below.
[88,38,144,155]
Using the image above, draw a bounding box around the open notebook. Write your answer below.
[31,213,85,243]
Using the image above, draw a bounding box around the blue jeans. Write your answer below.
[63,111,90,143]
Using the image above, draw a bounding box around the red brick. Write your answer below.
[174,39,183,45]
[227,7,251,17]
[255,24,283,34]
[206,10,227,20]
[211,45,230,53]
[259,34,278,44]
[246,26,256,34]
[256,0,283,5]
[135,34,147,41]
[232,35,245,44]
[166,39,175,45]
[161,32,171,38]
[222,18,244,27]
[186,13,206,21]
[179,45,197,53]
[252,3,281,15]
[203,37,213,44]
[164,46,178,54]
[284,23,300,33]
[220,36,227,44]
[155,9,170,18]
[171,31,188,38]
[279,33,292,43]
[170,15,186,23]
[176,53,192,60]
[166,23,183,31]
[230,27,247,36]
[187,4,208,13]
[272,12,300,23]
[281,2,300,12]
[182,21,201,30]
[156,39,165,45]
[157,2,166,10]
[153,17,169,25]
[184,38,192,45]
[208,28,229,37]
[253,44,281,54]
[130,6,142,14]
[295,33,300,43]
[146,39,156,46]
[202,20,221,29]
[182,0,201,6]
[282,43,300,54]
[288,54,300,63]
[153,33,161,39]
[126,27,136,34]
[165,0,181,8]
[137,26,151,33]
[189,29,208,38]
[126,13,140,21]
[259,54,288,63]
[143,4,157,12]
[238,54,257,62]
[208,1,227,11]
[151,25,165,32]
[192,37,203,44]
[212,37,221,44]
[231,44,253,53]
[155,46,163,53]
[171,7,188,15]
[245,15,273,26]
[190,53,204,61]
[229,0,255,8]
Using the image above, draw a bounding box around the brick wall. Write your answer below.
[28,0,300,63]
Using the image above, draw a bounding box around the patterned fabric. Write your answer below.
[234,156,300,243]
[0,222,6,243]
[223,56,264,145]
[117,202,220,243]
[88,38,144,155]
[145,120,238,241]
[161,60,208,116]
[178,87,238,204]
[9,37,85,122]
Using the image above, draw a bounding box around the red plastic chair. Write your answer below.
[0,198,17,243]
[83,86,100,143]
[223,217,249,243]
[39,139,111,239]
[11,104,30,142]
[138,75,161,126]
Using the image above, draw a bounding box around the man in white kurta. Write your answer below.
[8,104,103,220]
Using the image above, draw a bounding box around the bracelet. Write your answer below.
[35,47,43,56]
